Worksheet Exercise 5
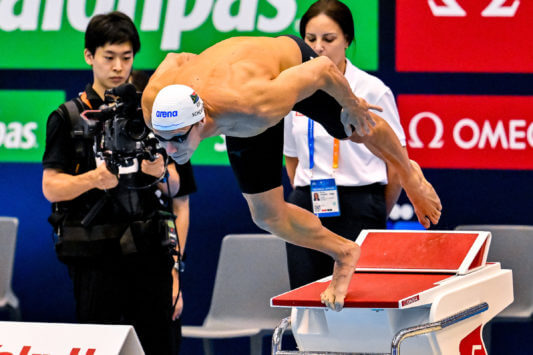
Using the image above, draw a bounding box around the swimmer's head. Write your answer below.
[151,84,205,131]
[150,85,205,164]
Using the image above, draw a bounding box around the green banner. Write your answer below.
[0,90,65,162]
[0,0,378,71]
[192,135,229,165]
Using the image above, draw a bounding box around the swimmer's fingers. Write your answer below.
[368,104,383,113]
[356,122,368,137]
[340,109,354,137]
[358,111,373,136]
[357,98,378,131]
[341,109,369,137]
[364,112,376,131]
[357,97,380,112]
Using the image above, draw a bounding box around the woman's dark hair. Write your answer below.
[85,11,140,55]
[299,0,354,45]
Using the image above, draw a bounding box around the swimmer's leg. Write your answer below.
[243,186,359,311]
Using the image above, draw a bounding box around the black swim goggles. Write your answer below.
[154,124,194,144]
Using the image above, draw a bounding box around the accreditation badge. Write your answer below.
[310,178,340,217]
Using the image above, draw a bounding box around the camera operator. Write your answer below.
[41,12,195,355]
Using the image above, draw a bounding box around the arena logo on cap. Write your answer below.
[156,110,178,118]
[398,95,533,170]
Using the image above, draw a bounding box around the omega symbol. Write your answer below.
[408,112,444,149]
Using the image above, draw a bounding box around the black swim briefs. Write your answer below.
[226,120,284,194]
[226,35,347,195]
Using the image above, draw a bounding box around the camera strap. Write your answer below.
[63,96,86,134]
[61,91,92,137]
[59,96,93,170]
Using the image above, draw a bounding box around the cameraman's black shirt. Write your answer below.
[42,84,197,224]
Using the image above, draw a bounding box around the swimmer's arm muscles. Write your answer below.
[171,52,197,66]
[246,56,355,123]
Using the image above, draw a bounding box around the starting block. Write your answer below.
[271,230,514,355]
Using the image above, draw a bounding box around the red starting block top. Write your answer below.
[272,272,451,308]
[354,230,490,274]
[271,230,492,309]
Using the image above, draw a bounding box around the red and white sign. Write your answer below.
[398,95,533,170]
[0,321,144,355]
[396,0,533,72]
[459,326,486,355]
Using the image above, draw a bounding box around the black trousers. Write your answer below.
[68,252,181,355]
[286,184,387,289]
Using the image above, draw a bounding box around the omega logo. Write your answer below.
[408,111,533,150]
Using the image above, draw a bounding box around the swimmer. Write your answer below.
[142,35,442,311]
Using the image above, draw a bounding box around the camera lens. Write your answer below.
[126,119,148,141]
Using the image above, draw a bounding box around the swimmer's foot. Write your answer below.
[320,242,360,312]
[402,160,442,228]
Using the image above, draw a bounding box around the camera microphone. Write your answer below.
[106,83,138,102]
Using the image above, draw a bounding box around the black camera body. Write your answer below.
[81,83,164,174]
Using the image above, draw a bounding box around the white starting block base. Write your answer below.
[271,230,514,355]
[0,321,144,355]
[289,263,511,354]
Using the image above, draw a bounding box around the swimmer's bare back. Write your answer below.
[143,36,303,136]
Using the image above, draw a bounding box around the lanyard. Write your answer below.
[308,119,315,169]
[308,119,340,172]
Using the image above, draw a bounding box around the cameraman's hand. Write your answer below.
[91,163,118,190]
[141,154,165,178]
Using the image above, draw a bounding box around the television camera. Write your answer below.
[80,83,165,175]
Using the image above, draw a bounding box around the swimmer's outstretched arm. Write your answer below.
[243,56,380,134]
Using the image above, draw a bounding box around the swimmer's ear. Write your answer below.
[198,116,207,126]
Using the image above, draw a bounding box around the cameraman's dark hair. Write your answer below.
[85,11,140,55]
[299,0,354,45]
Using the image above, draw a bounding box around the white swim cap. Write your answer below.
[151,84,205,131]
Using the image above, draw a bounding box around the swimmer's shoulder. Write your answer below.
[164,52,197,66]
[151,53,197,78]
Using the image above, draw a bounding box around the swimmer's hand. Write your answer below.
[341,98,382,137]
